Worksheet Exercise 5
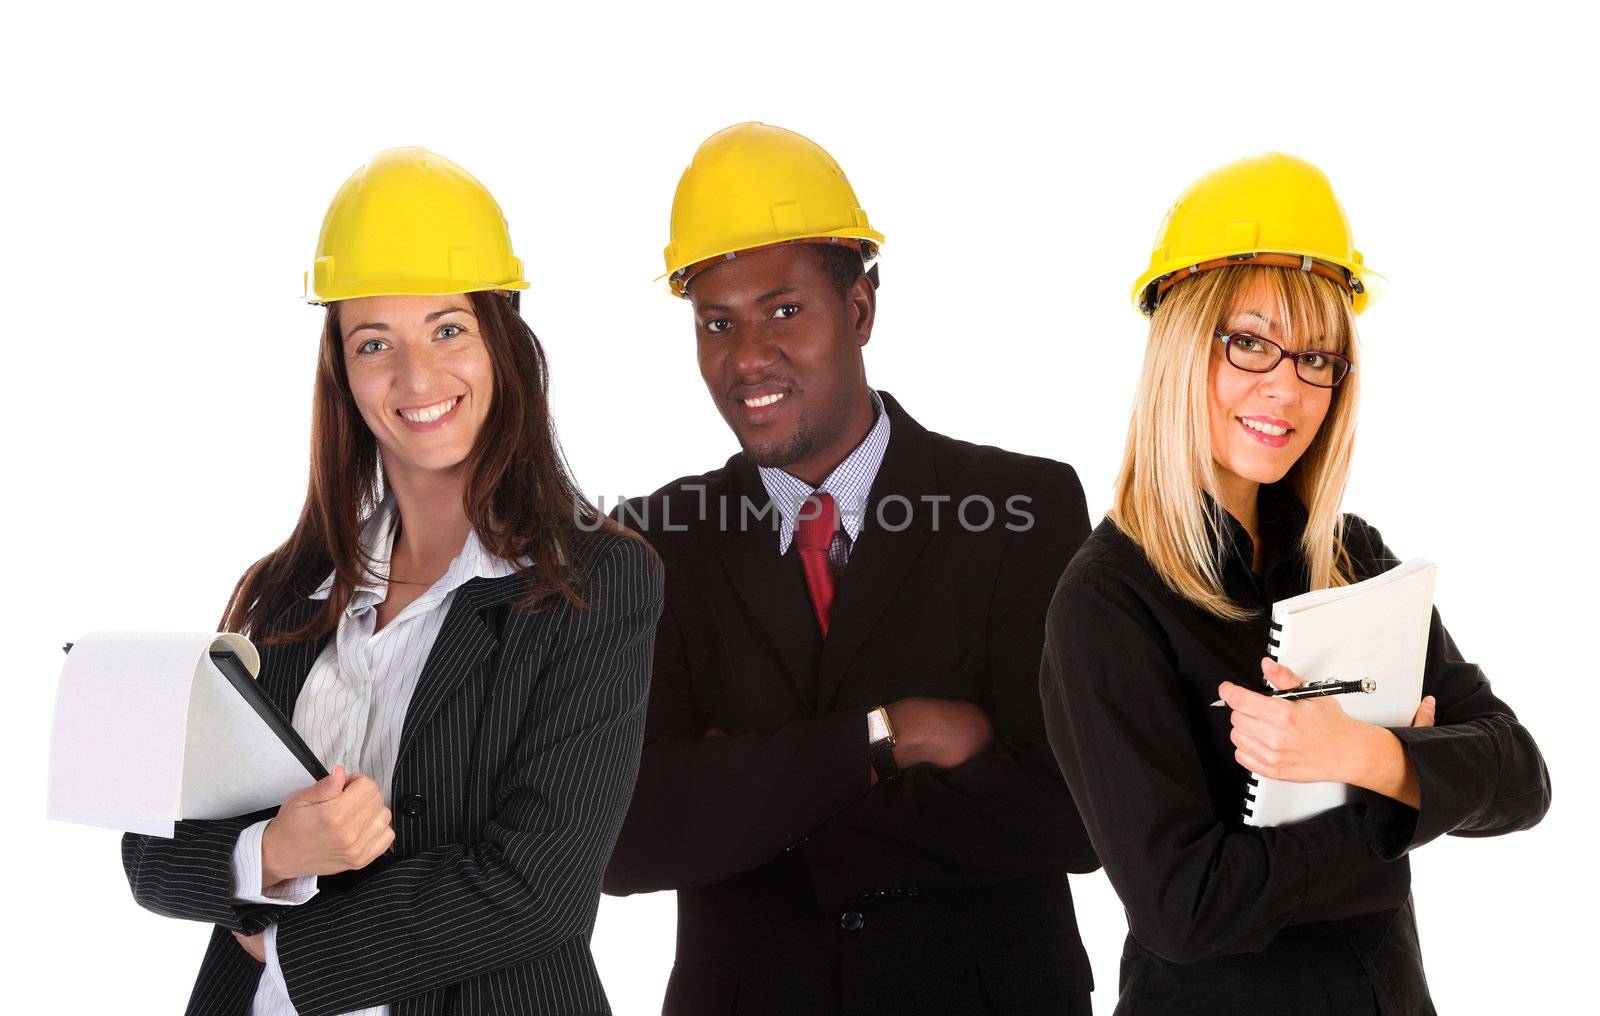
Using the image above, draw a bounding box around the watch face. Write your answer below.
[868,707,892,744]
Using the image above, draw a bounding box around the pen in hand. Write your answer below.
[1210,677,1376,708]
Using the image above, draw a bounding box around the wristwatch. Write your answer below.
[867,705,901,783]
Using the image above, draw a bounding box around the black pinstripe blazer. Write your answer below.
[121,532,662,1016]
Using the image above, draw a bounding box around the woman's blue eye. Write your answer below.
[773,304,800,319]
[437,323,464,339]
[358,339,386,355]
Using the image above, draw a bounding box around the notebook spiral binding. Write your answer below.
[1240,619,1287,821]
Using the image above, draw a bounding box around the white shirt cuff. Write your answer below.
[229,819,318,905]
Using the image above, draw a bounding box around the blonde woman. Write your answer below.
[1039,154,1549,1015]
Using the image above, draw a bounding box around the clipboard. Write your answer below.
[49,633,328,835]
[208,651,327,781]
[62,642,325,781]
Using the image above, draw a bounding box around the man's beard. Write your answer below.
[740,424,815,470]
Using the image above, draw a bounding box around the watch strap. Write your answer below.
[868,723,900,784]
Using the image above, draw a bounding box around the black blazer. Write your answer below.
[121,532,663,1016]
[603,392,1100,1016]
[1039,486,1551,1015]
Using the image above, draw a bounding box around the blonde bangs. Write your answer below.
[1240,265,1353,357]
[1109,265,1362,620]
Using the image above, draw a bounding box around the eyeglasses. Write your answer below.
[1213,330,1355,388]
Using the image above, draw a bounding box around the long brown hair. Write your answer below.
[1108,265,1362,620]
[222,290,624,643]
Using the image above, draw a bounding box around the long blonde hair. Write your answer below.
[1108,265,1362,620]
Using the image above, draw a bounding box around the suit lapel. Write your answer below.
[715,458,825,710]
[395,571,527,761]
[260,573,526,764]
[815,393,935,710]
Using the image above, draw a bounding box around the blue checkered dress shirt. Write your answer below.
[757,389,891,571]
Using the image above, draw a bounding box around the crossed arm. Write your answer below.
[603,462,1099,907]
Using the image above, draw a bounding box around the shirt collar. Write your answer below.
[309,493,520,614]
[758,388,892,555]
[1207,481,1311,594]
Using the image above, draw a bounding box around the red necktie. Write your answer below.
[795,492,840,637]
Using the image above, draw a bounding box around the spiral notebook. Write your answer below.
[1242,558,1437,827]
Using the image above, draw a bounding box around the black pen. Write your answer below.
[1210,677,1376,708]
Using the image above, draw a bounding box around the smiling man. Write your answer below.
[602,123,1100,1016]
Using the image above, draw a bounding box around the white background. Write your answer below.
[4,2,1592,1011]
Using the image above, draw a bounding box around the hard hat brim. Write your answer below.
[1132,250,1385,317]
[306,277,530,305]
[658,228,886,297]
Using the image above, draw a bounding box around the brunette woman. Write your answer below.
[122,147,661,1016]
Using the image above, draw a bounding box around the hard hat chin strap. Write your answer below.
[1142,252,1359,316]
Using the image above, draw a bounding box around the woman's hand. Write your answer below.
[260,765,394,885]
[1219,659,1368,784]
[1218,659,1435,806]
[1408,695,1437,728]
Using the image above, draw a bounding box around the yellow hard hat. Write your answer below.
[306,147,528,303]
[661,122,885,297]
[1132,152,1383,316]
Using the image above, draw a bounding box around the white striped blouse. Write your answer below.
[228,493,519,1015]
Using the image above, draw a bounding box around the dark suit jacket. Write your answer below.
[603,393,1099,1016]
[122,533,663,1016]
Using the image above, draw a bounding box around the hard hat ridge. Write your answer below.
[1132,152,1384,316]
[661,122,885,298]
[306,146,529,304]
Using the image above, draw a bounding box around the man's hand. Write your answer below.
[261,765,393,885]
[885,697,995,770]
[232,930,266,963]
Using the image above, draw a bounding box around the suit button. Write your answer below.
[399,794,427,817]
[840,911,864,932]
